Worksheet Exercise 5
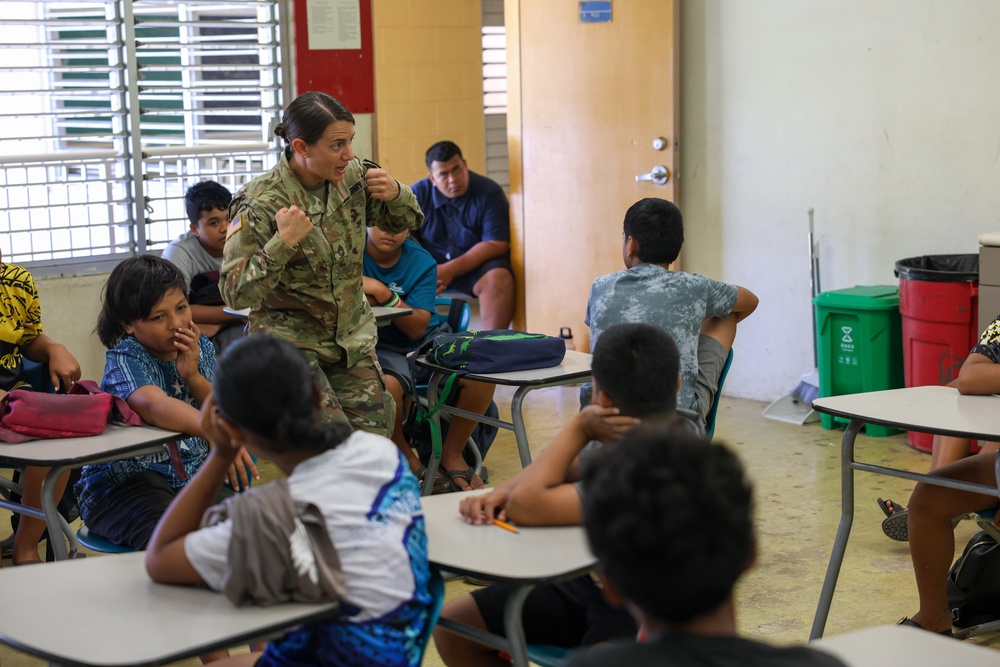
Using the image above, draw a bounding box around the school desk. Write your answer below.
[421,491,596,667]
[810,624,999,665]
[0,424,182,561]
[416,349,593,493]
[809,385,1000,639]
[0,551,338,666]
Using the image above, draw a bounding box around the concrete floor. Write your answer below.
[2,386,998,665]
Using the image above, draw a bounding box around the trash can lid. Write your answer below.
[813,285,900,310]
[980,232,1000,247]
[894,254,978,282]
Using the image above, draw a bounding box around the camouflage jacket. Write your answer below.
[221,151,423,365]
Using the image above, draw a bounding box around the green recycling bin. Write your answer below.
[814,285,904,436]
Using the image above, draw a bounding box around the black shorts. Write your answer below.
[82,470,233,550]
[447,256,513,297]
[470,575,637,648]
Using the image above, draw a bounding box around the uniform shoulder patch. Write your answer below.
[227,212,243,239]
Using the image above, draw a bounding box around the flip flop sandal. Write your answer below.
[897,616,953,636]
[877,497,904,518]
[444,467,485,492]
[882,510,909,542]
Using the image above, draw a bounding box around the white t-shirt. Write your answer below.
[184,431,424,622]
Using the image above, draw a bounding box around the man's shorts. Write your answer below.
[470,576,637,648]
[446,256,513,297]
[694,334,729,423]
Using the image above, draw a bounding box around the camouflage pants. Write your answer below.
[301,348,395,437]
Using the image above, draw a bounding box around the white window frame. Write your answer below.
[0,0,292,276]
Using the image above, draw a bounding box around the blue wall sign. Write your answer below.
[580,1,612,24]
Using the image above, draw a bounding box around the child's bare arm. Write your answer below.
[362,277,430,339]
[503,406,638,526]
[954,353,1000,395]
[731,285,759,322]
[21,334,81,392]
[146,394,238,584]
[172,323,212,405]
[127,385,204,436]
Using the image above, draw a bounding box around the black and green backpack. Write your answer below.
[425,329,567,373]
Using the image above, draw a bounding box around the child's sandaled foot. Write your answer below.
[878,497,909,542]
[897,616,953,636]
[445,467,485,492]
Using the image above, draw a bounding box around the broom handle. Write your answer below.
[809,208,820,368]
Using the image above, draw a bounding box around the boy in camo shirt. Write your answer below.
[584,198,758,428]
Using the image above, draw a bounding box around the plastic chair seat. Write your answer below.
[527,644,569,666]
[77,525,133,554]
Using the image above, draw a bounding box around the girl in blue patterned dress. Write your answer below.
[145,334,432,666]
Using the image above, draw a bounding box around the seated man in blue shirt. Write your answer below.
[410,141,514,330]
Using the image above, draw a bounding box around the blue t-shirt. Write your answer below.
[75,334,216,518]
[585,264,738,413]
[410,171,510,264]
[364,238,446,351]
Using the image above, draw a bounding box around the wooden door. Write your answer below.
[507,1,678,350]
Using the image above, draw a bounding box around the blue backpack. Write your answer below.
[425,329,567,374]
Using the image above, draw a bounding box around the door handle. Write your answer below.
[635,165,670,186]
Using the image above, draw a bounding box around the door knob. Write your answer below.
[635,165,670,186]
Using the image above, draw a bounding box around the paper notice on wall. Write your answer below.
[307,0,361,50]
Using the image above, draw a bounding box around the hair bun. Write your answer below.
[273,122,287,140]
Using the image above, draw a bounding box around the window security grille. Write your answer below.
[0,0,289,274]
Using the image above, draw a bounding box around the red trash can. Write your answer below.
[896,254,979,452]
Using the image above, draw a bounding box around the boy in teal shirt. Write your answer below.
[363,227,495,491]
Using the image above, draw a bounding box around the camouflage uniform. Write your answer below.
[221,150,423,436]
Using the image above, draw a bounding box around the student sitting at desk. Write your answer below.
[363,225,495,491]
[564,422,845,667]
[433,323,686,666]
[74,256,257,552]
[145,334,434,667]
[584,198,758,429]
[877,312,1000,541]
[0,249,82,565]
[899,442,1000,635]
[161,181,244,354]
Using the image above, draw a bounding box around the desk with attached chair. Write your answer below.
[810,624,999,665]
[422,491,595,667]
[0,425,182,561]
[0,551,341,666]
[416,349,593,492]
[809,385,1000,640]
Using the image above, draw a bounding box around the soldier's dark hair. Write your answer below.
[96,255,188,348]
[582,423,754,625]
[623,198,684,264]
[184,181,232,227]
[424,141,463,169]
[273,91,355,146]
[214,335,350,453]
[591,322,679,418]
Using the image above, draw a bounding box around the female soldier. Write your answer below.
[221,92,423,436]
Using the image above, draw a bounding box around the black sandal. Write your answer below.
[897,616,953,637]
[878,498,909,542]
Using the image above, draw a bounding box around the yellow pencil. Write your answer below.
[492,518,519,534]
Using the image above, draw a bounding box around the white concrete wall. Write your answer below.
[680,1,1000,402]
